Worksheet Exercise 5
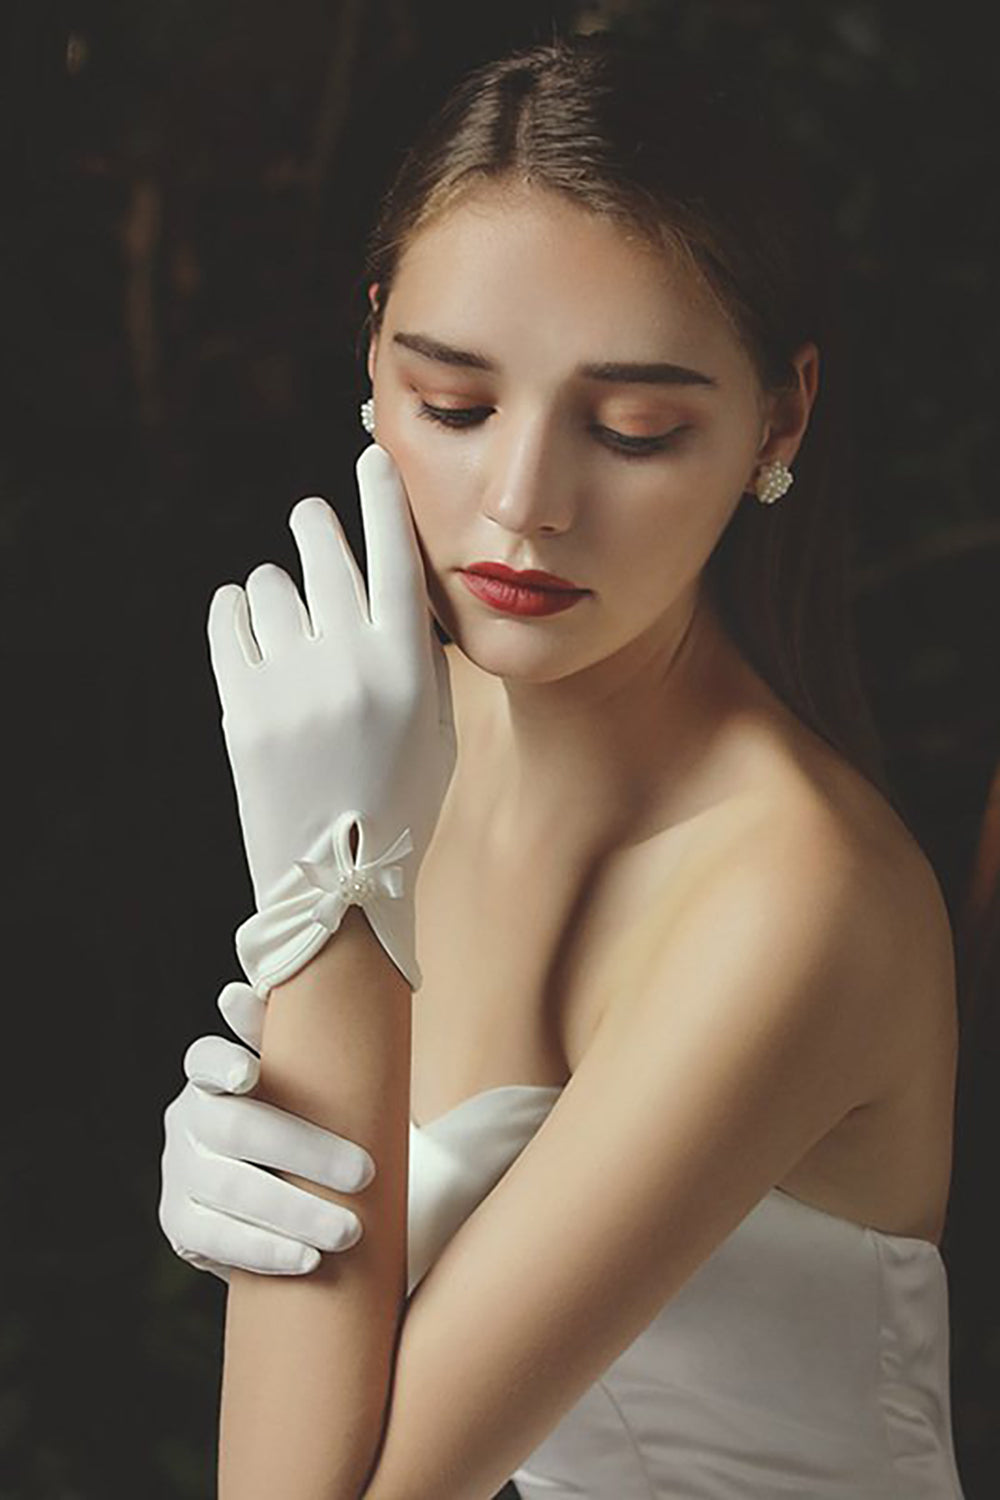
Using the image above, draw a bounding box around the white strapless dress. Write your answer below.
[407,1084,966,1499]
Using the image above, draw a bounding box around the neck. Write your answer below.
[449,586,749,857]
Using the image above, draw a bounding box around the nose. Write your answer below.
[479,414,577,538]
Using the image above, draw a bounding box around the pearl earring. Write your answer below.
[360,396,376,436]
[752,458,794,505]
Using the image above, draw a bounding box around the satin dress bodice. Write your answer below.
[407,1085,965,1499]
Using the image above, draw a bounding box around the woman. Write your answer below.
[159,33,965,1498]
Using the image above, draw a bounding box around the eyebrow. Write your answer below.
[391,331,719,388]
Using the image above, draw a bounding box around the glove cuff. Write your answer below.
[234,808,422,999]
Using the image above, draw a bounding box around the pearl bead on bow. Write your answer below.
[295,809,413,933]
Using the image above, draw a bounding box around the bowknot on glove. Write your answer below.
[301,813,414,925]
[233,811,417,995]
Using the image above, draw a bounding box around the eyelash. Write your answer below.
[415,400,690,460]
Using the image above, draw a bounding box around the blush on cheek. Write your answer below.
[385,460,452,565]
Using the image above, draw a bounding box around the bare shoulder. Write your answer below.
[606,725,956,1084]
[693,754,960,1235]
[776,750,954,1028]
[680,739,955,1085]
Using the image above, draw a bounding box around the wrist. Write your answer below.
[269,904,411,1000]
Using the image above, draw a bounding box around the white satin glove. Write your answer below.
[158,980,377,1281]
[207,442,456,997]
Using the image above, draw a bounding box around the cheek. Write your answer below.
[376,435,459,560]
[596,464,743,600]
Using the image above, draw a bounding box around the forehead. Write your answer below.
[388,183,742,375]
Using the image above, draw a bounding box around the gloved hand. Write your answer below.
[208,442,456,997]
[158,980,377,1281]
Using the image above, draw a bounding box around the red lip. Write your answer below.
[464,561,585,592]
[458,570,588,617]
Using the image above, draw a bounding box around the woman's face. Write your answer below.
[367,183,775,684]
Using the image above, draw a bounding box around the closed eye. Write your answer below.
[414,401,692,459]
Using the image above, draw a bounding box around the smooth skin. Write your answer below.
[366,181,816,852]
[364,178,954,1228]
[221,179,958,1500]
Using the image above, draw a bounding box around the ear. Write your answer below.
[754,341,820,469]
[367,281,381,385]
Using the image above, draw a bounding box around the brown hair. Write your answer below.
[357,30,894,803]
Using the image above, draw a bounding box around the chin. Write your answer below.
[448,614,606,685]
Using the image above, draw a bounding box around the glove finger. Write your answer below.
[288,494,370,637]
[188,1150,364,1252]
[193,1087,376,1193]
[217,979,265,1052]
[355,444,426,648]
[243,562,313,659]
[178,1199,322,1276]
[183,1035,259,1095]
[174,1244,234,1284]
[207,583,262,679]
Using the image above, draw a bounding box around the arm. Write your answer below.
[353,807,909,1500]
[218,904,411,1500]
[202,443,454,1494]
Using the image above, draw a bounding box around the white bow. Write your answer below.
[295,810,414,932]
[235,809,420,997]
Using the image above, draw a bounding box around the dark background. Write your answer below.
[2,1,998,1496]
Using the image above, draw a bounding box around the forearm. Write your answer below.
[217,905,412,1500]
